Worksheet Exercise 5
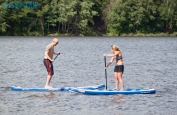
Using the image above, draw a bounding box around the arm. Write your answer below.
[105,56,115,68]
[54,52,60,55]
[104,51,119,57]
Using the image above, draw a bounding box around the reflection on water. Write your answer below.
[110,94,125,105]
[0,37,177,115]
[44,92,55,98]
[24,92,55,99]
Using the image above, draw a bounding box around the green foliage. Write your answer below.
[43,0,97,35]
[106,0,177,36]
[0,5,9,33]
[158,0,177,33]
[78,1,98,33]
[80,26,97,36]
[1,0,177,36]
[106,0,151,35]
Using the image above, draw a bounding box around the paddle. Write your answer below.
[104,56,107,90]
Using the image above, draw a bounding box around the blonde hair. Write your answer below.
[111,45,120,51]
[52,38,58,42]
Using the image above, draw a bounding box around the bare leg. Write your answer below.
[45,75,53,88]
[117,72,124,91]
[114,72,119,90]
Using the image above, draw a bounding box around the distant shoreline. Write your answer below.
[0,32,177,37]
[46,32,177,37]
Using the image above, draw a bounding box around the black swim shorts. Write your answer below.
[114,65,124,73]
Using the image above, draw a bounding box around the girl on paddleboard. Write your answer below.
[104,45,124,91]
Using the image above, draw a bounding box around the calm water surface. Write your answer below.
[0,37,177,115]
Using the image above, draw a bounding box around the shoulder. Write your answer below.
[46,44,52,50]
[115,51,120,55]
[119,51,122,56]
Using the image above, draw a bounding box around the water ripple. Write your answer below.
[0,37,177,115]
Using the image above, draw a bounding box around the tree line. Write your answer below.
[0,0,177,36]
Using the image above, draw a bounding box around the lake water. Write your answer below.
[0,36,177,115]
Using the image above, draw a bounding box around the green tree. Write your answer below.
[107,0,149,35]
[34,0,50,36]
[106,0,177,35]
[57,0,77,33]
[78,1,98,35]
[0,5,9,34]
[46,0,97,35]
[158,0,177,33]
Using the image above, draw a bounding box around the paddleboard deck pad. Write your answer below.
[70,88,156,95]
[11,84,105,91]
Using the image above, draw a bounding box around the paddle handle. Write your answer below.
[104,56,107,90]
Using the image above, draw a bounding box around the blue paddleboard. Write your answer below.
[11,84,105,91]
[70,88,156,95]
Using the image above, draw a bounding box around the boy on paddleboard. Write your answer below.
[104,45,124,91]
[43,38,60,88]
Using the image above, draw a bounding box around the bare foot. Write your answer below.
[45,85,53,88]
[113,88,118,90]
[120,89,124,91]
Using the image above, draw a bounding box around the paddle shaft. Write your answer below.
[104,56,107,90]
[54,53,60,60]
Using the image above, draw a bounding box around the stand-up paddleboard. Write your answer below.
[11,84,105,91]
[70,88,156,95]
